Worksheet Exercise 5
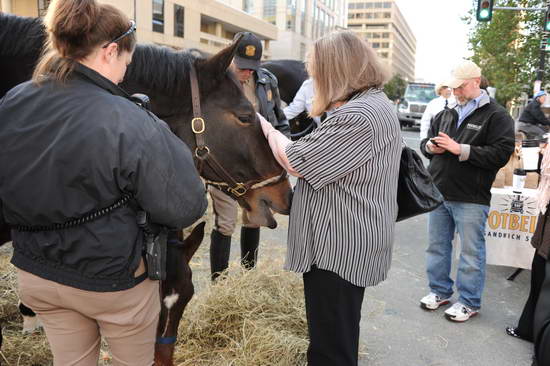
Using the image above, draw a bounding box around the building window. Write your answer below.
[263,0,277,25]
[372,42,380,48]
[375,2,383,8]
[382,32,390,38]
[153,0,164,33]
[243,0,254,13]
[287,0,296,31]
[349,3,355,9]
[300,0,307,36]
[383,2,391,8]
[380,52,389,58]
[37,0,51,17]
[365,2,372,8]
[383,12,391,18]
[372,32,380,38]
[356,2,364,9]
[174,5,184,38]
[382,42,389,48]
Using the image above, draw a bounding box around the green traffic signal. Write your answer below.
[476,0,493,22]
[479,9,490,19]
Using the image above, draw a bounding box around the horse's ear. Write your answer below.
[183,222,205,263]
[200,33,244,76]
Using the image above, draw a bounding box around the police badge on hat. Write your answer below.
[245,45,256,57]
[234,32,263,71]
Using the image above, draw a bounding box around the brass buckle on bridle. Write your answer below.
[229,183,247,197]
[191,117,205,134]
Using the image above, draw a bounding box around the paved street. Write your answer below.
[247,128,534,366]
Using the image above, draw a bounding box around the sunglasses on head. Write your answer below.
[102,20,136,49]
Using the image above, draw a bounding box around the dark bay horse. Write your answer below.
[0,13,292,366]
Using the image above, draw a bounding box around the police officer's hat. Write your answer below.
[233,32,263,71]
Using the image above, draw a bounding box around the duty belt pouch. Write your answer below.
[145,227,168,281]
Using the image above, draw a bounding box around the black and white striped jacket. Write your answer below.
[284,89,401,287]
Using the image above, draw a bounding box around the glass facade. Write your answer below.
[153,0,164,33]
[174,4,184,38]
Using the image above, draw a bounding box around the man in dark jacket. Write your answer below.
[209,32,290,280]
[418,60,515,322]
[519,90,550,139]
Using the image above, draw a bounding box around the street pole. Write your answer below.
[534,1,550,94]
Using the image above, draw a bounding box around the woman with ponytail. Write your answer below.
[0,1,206,365]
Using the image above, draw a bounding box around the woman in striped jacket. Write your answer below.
[259,31,402,365]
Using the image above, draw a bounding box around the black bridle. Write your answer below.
[188,65,287,202]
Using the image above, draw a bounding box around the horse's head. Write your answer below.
[155,222,205,366]
[123,39,292,229]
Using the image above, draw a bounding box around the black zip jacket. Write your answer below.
[519,99,550,126]
[420,94,515,206]
[0,64,207,292]
[255,68,291,137]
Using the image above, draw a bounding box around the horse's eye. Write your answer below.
[238,114,252,123]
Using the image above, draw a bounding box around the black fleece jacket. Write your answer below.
[0,64,207,292]
[420,94,515,206]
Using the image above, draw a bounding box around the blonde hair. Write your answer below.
[307,30,389,116]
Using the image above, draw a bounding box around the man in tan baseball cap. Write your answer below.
[444,60,482,106]
[419,58,515,323]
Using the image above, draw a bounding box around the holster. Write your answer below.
[137,211,168,281]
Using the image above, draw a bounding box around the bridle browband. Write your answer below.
[188,65,287,202]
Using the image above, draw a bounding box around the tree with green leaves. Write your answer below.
[465,0,550,107]
[384,74,407,102]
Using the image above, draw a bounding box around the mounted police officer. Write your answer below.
[209,32,290,281]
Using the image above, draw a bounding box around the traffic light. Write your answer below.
[476,0,494,22]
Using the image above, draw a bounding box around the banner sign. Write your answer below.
[485,188,537,269]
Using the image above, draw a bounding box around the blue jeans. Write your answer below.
[426,201,489,310]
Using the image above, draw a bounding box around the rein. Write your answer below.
[188,65,287,201]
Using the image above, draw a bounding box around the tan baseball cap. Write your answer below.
[444,60,482,89]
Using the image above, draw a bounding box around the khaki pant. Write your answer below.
[17,264,160,366]
[209,186,257,236]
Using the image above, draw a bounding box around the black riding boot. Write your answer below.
[240,227,260,269]
[210,229,231,281]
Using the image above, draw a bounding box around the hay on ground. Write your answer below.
[0,249,308,366]
[173,262,308,366]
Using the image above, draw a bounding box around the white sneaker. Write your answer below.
[420,292,451,310]
[444,302,479,322]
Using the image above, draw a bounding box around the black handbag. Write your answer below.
[397,146,444,221]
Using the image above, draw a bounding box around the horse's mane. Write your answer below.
[125,44,201,97]
[0,13,45,57]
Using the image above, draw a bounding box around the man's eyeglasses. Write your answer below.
[102,20,136,49]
